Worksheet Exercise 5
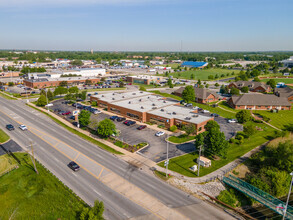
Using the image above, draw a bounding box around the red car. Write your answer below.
[62,111,71,115]
[137,125,147,130]
[123,120,129,125]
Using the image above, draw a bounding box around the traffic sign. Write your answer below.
[73,110,80,116]
[276,203,286,215]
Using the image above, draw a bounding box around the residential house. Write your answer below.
[274,87,293,103]
[174,87,219,104]
[228,81,272,93]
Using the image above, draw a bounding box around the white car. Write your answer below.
[228,119,237,123]
[19,125,28,131]
[155,131,165,137]
[202,110,210,113]
[93,110,101,114]
[193,106,199,110]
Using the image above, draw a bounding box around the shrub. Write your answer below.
[262,115,270,122]
[169,125,177,132]
[229,138,235,143]
[217,189,238,207]
[236,131,248,139]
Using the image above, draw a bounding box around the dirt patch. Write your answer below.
[232,164,250,179]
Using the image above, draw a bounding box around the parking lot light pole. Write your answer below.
[166,133,169,178]
[45,89,49,112]
[283,172,293,220]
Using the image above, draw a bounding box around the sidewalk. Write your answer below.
[155,143,266,183]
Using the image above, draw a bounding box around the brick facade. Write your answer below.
[24,78,100,88]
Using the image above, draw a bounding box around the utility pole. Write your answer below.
[29,142,38,174]
[197,145,202,177]
[166,133,169,178]
[45,89,49,112]
[283,172,293,220]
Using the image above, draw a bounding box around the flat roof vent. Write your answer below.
[140,91,143,93]
[128,101,131,104]
[173,112,176,115]
[112,98,115,100]
[163,100,166,103]
[152,107,157,109]
[112,93,115,95]
[161,109,164,112]
[152,103,155,106]
[192,114,199,117]
[122,96,125,98]
[141,106,144,109]
[132,93,136,95]
[147,96,150,99]
[185,117,191,120]
[102,95,104,97]
[139,99,142,102]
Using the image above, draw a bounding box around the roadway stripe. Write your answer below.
[0,108,167,220]
[73,152,80,161]
[97,167,104,179]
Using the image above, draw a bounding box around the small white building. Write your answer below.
[281,56,293,68]
[190,165,198,172]
[197,156,211,167]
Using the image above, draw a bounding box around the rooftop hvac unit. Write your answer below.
[148,96,150,99]
[112,93,115,95]
[173,112,176,115]
[152,107,157,109]
[192,114,199,117]
[122,96,125,98]
[161,109,164,111]
[102,95,104,97]
[185,117,191,120]
[112,98,115,100]
[163,101,166,103]
[141,106,144,109]
[128,101,131,104]
[152,103,155,106]
[132,93,136,95]
[140,91,143,93]
[139,99,142,102]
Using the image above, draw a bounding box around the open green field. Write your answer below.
[260,78,293,85]
[0,153,87,219]
[0,128,10,144]
[0,154,17,174]
[158,122,274,177]
[168,68,240,81]
[253,109,293,130]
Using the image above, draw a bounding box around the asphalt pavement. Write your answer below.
[0,97,235,220]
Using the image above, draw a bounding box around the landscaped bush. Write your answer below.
[253,118,263,123]
[217,189,239,207]
[236,131,248,139]
[169,125,177,132]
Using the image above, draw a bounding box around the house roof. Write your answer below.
[230,93,291,106]
[274,87,293,98]
[198,156,211,163]
[174,86,219,100]
[230,81,271,90]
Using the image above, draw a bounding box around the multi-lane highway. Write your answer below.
[0,96,235,220]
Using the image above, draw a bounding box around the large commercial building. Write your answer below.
[54,68,106,77]
[281,56,293,68]
[90,91,213,133]
[126,75,164,85]
[181,61,208,68]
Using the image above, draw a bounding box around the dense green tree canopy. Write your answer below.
[182,85,195,103]
[236,110,251,124]
[97,118,116,137]
[78,110,91,127]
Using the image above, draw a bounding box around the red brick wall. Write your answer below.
[24,78,100,88]
[146,113,174,128]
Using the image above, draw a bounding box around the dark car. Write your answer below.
[211,113,219,117]
[68,161,80,171]
[137,125,147,130]
[72,122,80,127]
[69,115,75,120]
[126,120,136,126]
[116,117,126,122]
[123,120,129,125]
[110,116,119,121]
[6,124,15,131]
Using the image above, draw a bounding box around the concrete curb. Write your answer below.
[0,138,11,145]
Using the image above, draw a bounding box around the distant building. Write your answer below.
[227,93,291,110]
[228,81,272,93]
[274,87,293,103]
[181,61,208,68]
[281,56,293,68]
[174,87,219,104]
[126,75,164,85]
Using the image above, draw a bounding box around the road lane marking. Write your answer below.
[93,189,101,196]
[0,108,167,220]
[73,152,80,161]
[72,172,77,177]
[97,167,104,179]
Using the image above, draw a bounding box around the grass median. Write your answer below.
[168,135,195,144]
[0,91,17,100]
[0,153,88,219]
[27,104,123,155]
[0,128,10,144]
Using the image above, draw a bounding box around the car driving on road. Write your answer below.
[6,124,15,131]
[19,125,28,131]
[68,161,80,171]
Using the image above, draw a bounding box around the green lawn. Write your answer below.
[0,154,16,174]
[260,78,293,84]
[168,135,195,143]
[0,153,87,219]
[253,109,293,130]
[0,91,17,100]
[167,68,240,81]
[0,128,10,144]
[154,170,172,181]
[158,122,275,177]
[134,83,167,89]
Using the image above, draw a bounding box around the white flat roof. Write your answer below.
[92,91,152,103]
[149,105,213,125]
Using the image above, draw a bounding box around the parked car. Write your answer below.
[19,125,28,131]
[193,106,199,110]
[110,116,119,121]
[155,131,165,137]
[6,124,14,131]
[116,117,126,122]
[69,115,75,120]
[72,122,80,127]
[137,125,147,130]
[123,120,129,125]
[202,110,210,113]
[94,92,98,95]
[228,119,237,123]
[125,120,136,126]
[92,110,101,114]
[185,103,193,107]
[68,161,80,171]
[62,111,71,115]
[211,113,219,117]
[58,111,65,115]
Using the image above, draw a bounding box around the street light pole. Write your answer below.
[166,133,169,178]
[45,89,49,112]
[197,145,202,177]
[283,172,293,220]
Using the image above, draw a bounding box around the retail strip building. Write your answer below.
[90,91,213,133]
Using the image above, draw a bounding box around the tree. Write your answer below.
[266,79,276,88]
[139,86,146,91]
[70,59,83,66]
[240,86,249,93]
[85,79,92,85]
[54,86,68,96]
[254,77,261,82]
[40,89,46,96]
[195,133,204,150]
[81,90,87,100]
[167,78,173,88]
[78,110,91,127]
[182,85,195,103]
[190,73,194,80]
[36,95,47,106]
[183,124,196,136]
[79,200,104,220]
[59,81,68,87]
[205,127,228,157]
[208,75,214,80]
[119,81,125,88]
[69,86,79,94]
[91,200,104,219]
[230,87,240,96]
[8,82,14,86]
[243,124,256,136]
[169,125,177,132]
[97,118,116,137]
[197,79,201,85]
[204,120,220,131]
[47,89,54,101]
[215,83,219,87]
[236,110,251,124]
[205,84,209,88]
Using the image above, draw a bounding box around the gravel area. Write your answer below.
[170,177,226,198]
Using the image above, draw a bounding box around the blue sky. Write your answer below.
[0,0,292,51]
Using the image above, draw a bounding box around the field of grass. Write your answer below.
[154,170,172,181]
[0,154,17,174]
[27,104,123,155]
[0,128,10,144]
[260,78,293,84]
[168,68,240,81]
[0,91,17,100]
[158,122,275,177]
[0,153,87,219]
[168,135,195,143]
[253,109,293,130]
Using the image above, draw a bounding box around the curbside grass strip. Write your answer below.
[26,103,123,155]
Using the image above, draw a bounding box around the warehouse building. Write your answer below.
[126,75,164,85]
[90,91,213,133]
